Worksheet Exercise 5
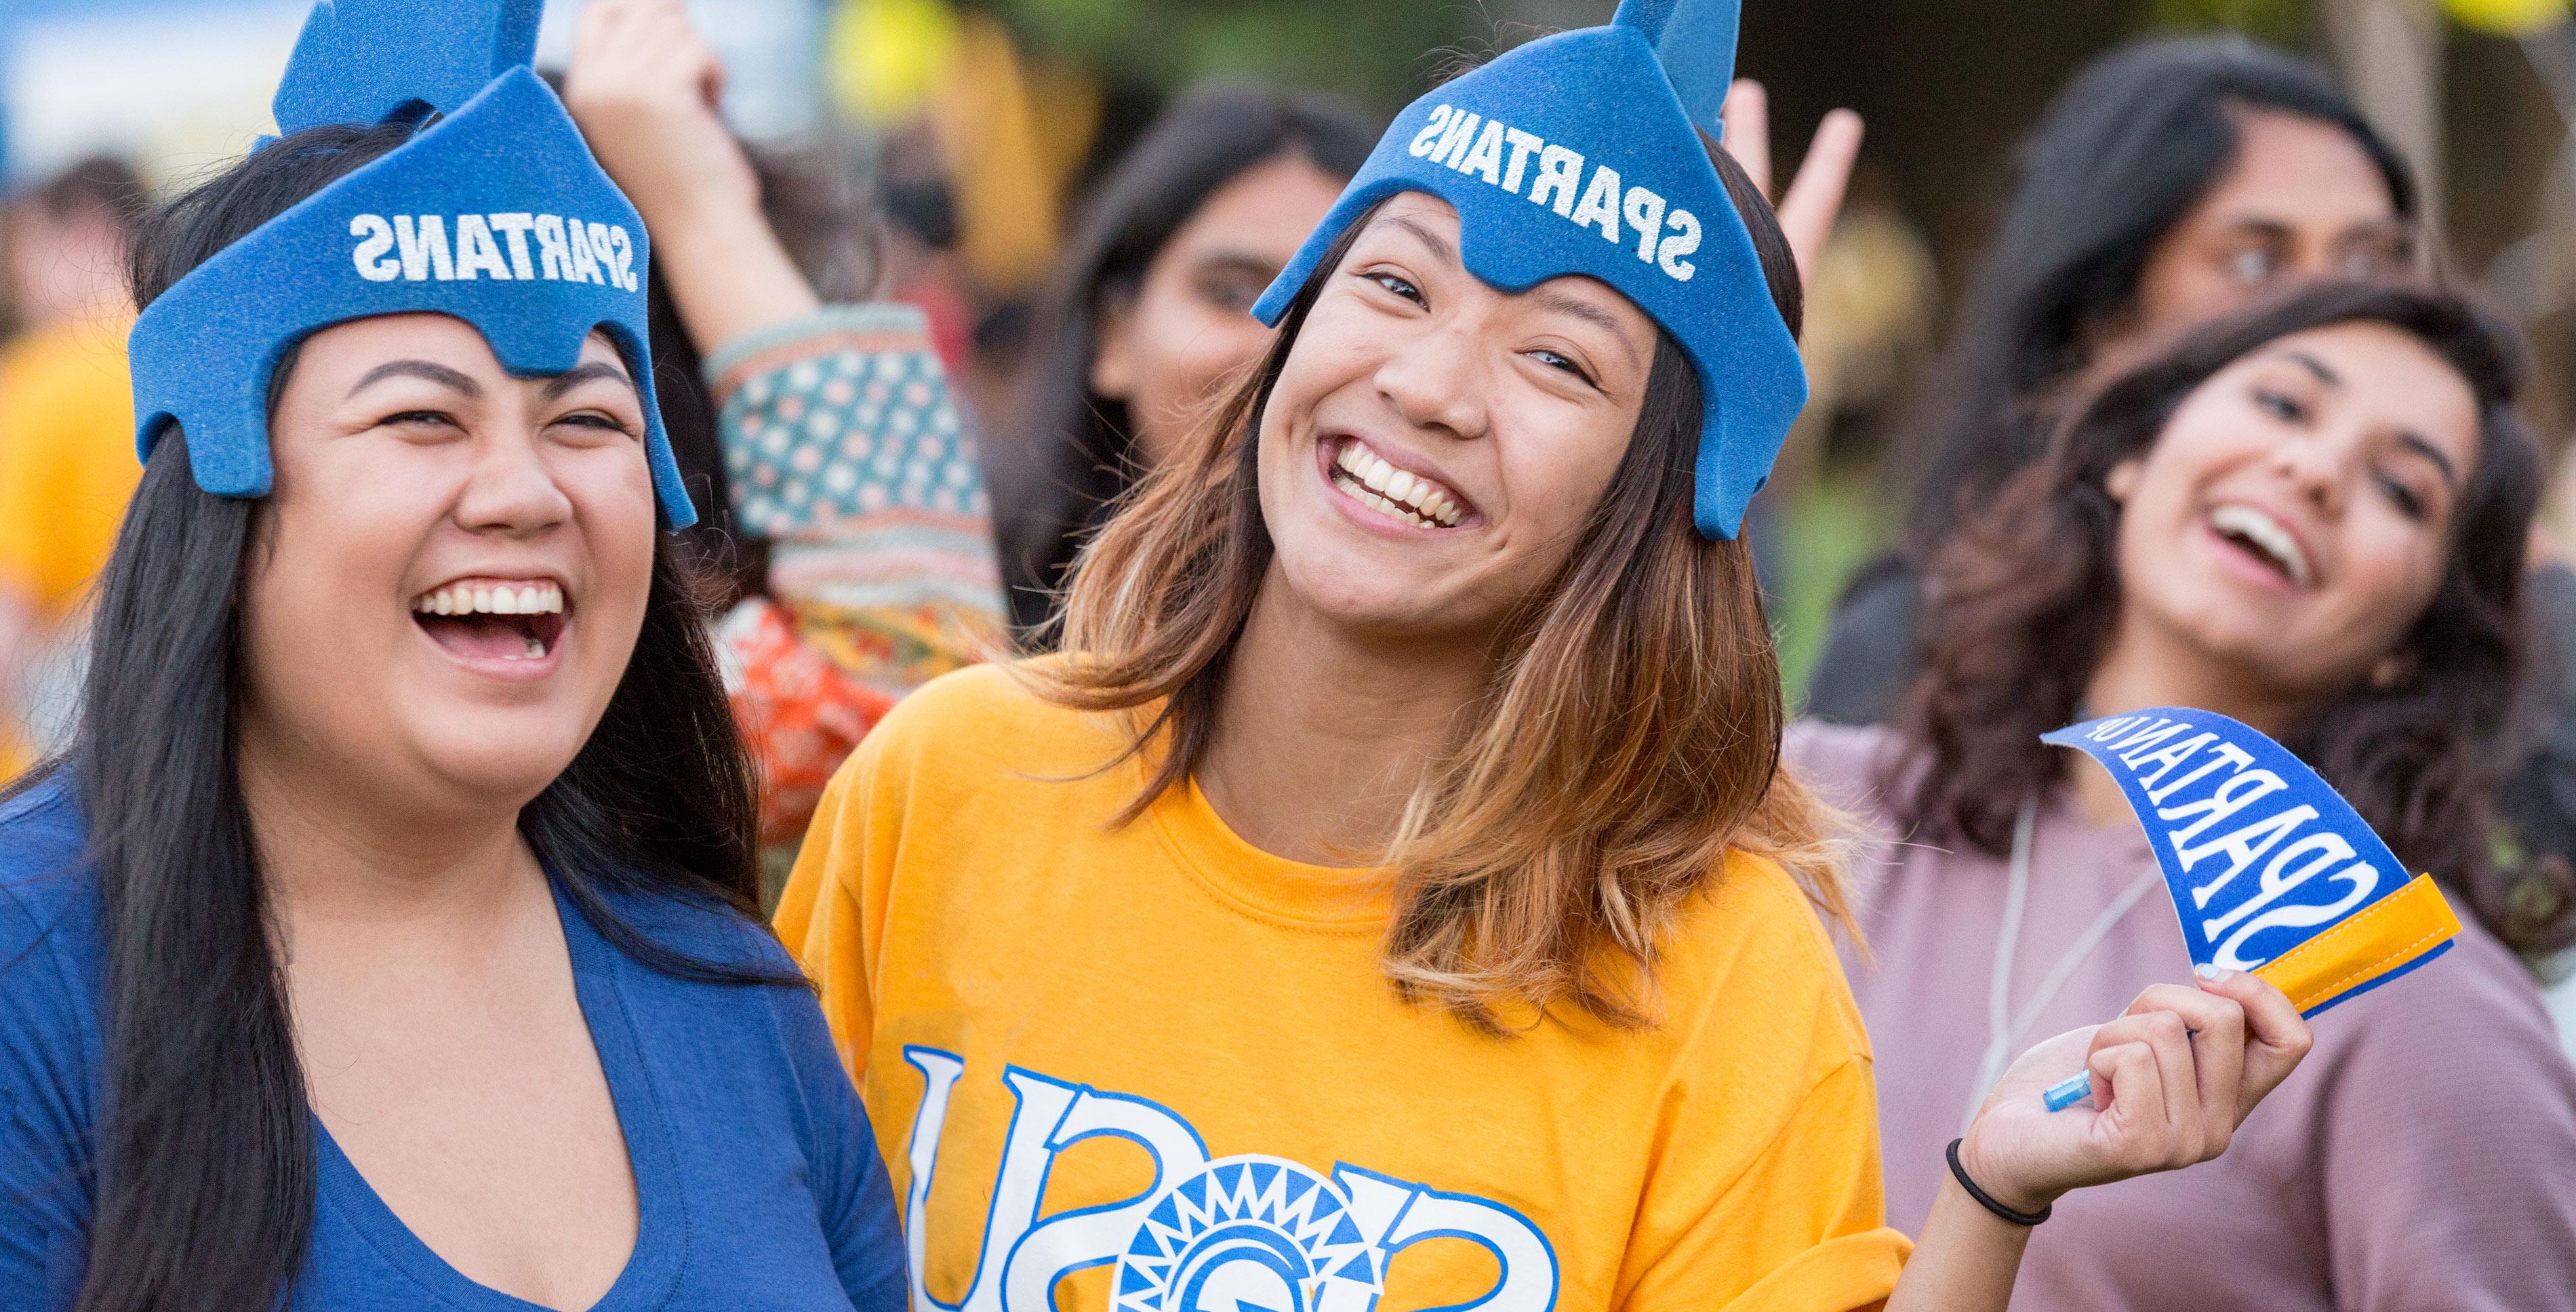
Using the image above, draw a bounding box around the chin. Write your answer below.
[407,719,594,809]
[1274,544,1438,628]
[2163,618,2348,700]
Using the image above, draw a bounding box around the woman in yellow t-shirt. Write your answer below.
[776,9,2312,1310]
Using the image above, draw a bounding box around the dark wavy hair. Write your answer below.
[1899,282,2573,957]
[988,82,1378,637]
[1896,35,2418,560]
[66,118,793,1312]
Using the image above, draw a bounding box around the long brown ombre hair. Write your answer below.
[1901,283,2575,957]
[1033,145,1859,1033]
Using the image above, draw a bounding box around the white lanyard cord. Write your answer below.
[1964,796,2165,1136]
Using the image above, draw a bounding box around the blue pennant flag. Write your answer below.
[2046,708,2461,1018]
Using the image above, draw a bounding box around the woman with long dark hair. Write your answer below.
[778,6,2312,1308]
[1805,36,2419,723]
[0,7,903,1308]
[987,83,1378,635]
[1794,283,2576,1309]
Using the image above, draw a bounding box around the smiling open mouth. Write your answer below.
[2207,504,2312,589]
[1328,439,1470,530]
[411,580,567,662]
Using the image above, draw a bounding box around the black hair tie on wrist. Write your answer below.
[1947,1138,2052,1226]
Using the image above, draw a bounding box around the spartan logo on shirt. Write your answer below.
[898,1048,1561,1312]
[346,212,641,292]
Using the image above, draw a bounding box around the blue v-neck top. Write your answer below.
[0,777,906,1311]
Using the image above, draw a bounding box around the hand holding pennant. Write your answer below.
[2036,707,2463,1110]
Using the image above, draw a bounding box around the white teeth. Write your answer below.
[1330,441,1466,528]
[2209,505,2311,587]
[523,635,546,659]
[409,582,567,616]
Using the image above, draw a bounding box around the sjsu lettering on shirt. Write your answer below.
[346,212,639,292]
[896,1048,1560,1312]
[1406,102,1705,281]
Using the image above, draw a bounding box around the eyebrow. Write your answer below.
[542,360,638,401]
[1371,213,1458,267]
[1191,250,1283,277]
[2215,218,2296,243]
[2394,431,2461,491]
[1531,288,1643,370]
[347,359,480,399]
[2281,349,2343,390]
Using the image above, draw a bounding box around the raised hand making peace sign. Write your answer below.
[1718,78,1865,285]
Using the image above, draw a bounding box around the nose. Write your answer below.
[2270,424,2350,519]
[1372,317,1492,442]
[454,419,573,536]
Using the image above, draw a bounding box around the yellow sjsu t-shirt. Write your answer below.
[774,664,1910,1312]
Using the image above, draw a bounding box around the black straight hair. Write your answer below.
[988,81,1379,637]
[1897,35,2418,559]
[68,119,794,1312]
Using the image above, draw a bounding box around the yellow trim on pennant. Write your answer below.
[2253,873,2459,1013]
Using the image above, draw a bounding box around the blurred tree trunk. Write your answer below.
[2321,0,2446,231]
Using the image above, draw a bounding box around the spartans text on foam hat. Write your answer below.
[346,212,639,291]
[1409,103,1705,282]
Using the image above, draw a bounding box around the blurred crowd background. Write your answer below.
[2,0,2574,1009]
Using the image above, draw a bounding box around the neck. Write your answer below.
[2074,610,2312,824]
[237,725,540,947]
[1196,568,1493,865]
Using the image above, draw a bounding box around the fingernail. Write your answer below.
[2195,963,2232,981]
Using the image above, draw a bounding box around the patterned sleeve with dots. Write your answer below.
[703,303,1005,862]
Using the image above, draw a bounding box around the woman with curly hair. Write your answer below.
[1794,281,2576,1311]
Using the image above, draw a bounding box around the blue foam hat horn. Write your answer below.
[1251,0,1800,540]
[127,0,697,528]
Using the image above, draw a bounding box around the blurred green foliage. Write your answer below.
[2151,0,2312,44]
[984,0,1474,107]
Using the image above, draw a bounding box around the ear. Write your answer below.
[1614,0,1741,136]
[2369,650,2413,690]
[2106,457,2144,504]
[1090,296,1140,402]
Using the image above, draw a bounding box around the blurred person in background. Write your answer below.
[986,83,1377,635]
[1794,283,2576,1310]
[565,0,1005,875]
[1805,37,2419,724]
[0,157,146,776]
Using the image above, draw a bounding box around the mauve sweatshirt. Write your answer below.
[1790,721,2576,1310]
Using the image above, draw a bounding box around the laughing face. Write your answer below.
[2106,319,2478,704]
[238,312,657,817]
[1254,193,1656,641]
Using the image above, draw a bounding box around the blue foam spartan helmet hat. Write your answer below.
[125,0,697,529]
[1251,0,1801,542]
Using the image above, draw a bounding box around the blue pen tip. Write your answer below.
[2042,1071,2095,1112]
